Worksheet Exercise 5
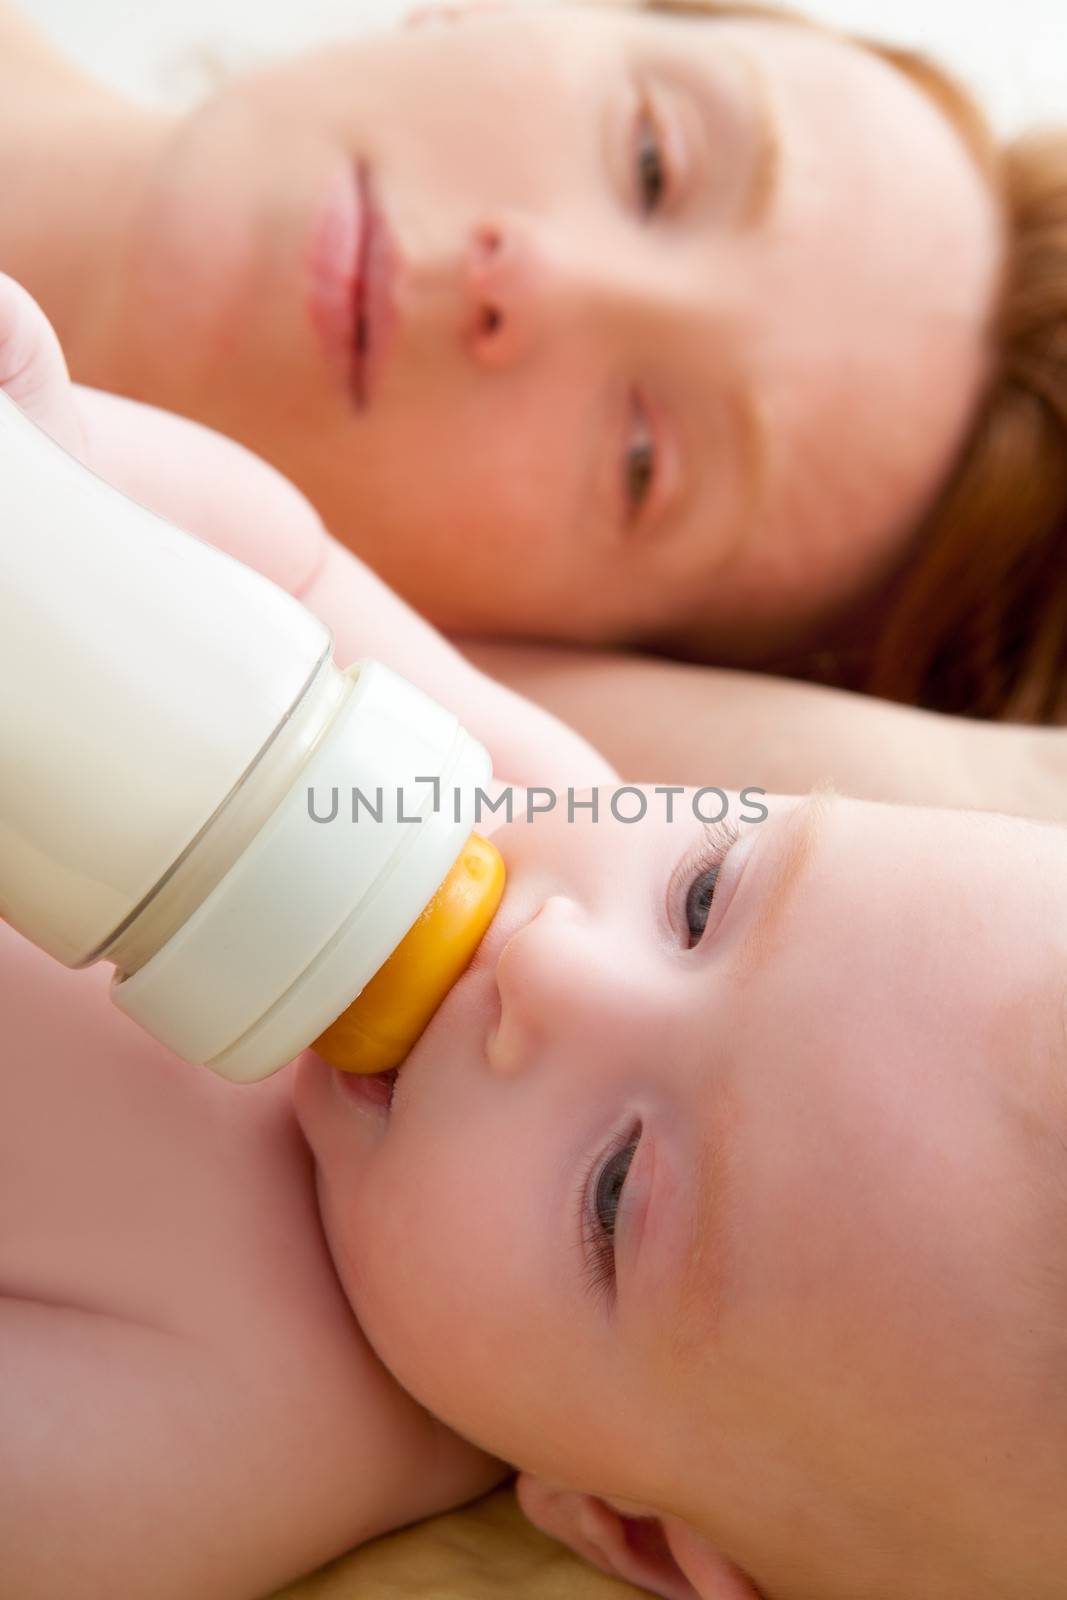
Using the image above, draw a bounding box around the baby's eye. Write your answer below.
[579,1125,641,1306]
[636,107,667,215]
[686,864,721,945]
[671,819,740,950]
[595,1136,636,1244]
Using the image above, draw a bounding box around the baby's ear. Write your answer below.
[514,1473,763,1600]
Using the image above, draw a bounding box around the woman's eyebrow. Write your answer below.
[689,52,781,552]
[654,54,781,561]
[658,46,783,230]
[736,52,784,231]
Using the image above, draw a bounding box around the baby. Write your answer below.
[295,784,1067,1600]
[5,784,1067,1600]
[3,282,1067,1600]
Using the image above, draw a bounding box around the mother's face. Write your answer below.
[129,4,1003,655]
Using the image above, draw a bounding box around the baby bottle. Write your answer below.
[0,388,504,1083]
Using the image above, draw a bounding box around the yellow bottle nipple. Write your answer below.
[312,832,506,1074]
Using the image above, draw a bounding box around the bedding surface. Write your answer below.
[20,0,1067,132]
[270,1483,643,1600]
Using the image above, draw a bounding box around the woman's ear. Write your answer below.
[515,1473,764,1600]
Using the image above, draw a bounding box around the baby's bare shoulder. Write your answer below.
[0,1294,291,1597]
[0,928,501,1595]
[0,1285,452,1598]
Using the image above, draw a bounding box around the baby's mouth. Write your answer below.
[370,1065,399,1112]
[335,1064,399,1115]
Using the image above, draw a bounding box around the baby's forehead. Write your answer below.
[627,783,780,813]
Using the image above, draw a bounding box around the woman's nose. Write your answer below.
[463,219,546,370]
[461,216,707,373]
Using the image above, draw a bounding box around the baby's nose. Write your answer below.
[486,893,608,1075]
[486,895,570,1074]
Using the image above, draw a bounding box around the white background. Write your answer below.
[14,0,1067,133]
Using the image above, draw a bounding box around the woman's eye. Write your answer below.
[686,865,722,945]
[625,406,656,519]
[636,108,667,215]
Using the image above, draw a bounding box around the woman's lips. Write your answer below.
[305,161,400,409]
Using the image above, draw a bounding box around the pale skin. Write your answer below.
[0,0,1005,661]
[4,281,1067,1598]
[0,0,1058,1593]
[294,788,1067,1600]
[0,10,1058,1600]
[0,278,597,1599]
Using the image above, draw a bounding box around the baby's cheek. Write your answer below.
[397,1212,500,1409]
[326,1173,432,1361]
[313,1167,367,1313]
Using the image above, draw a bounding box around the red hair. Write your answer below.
[643,1,1067,722]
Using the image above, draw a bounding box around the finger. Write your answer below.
[0,273,84,456]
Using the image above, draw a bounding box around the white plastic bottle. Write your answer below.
[0,389,491,1083]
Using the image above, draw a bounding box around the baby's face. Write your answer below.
[292,793,1067,1583]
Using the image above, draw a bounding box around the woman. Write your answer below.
[2,0,1064,722]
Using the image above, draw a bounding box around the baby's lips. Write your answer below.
[312,832,506,1075]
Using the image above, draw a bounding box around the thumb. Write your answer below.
[0,273,85,457]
